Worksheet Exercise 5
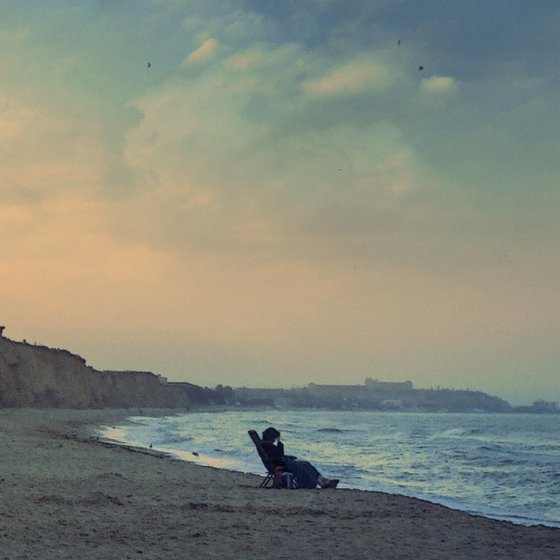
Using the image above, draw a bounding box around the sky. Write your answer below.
[1,1,559,405]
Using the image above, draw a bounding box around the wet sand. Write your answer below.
[0,408,559,559]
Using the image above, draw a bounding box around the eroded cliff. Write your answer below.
[0,332,215,409]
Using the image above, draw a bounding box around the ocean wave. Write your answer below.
[103,409,560,527]
[316,427,356,433]
[158,434,193,445]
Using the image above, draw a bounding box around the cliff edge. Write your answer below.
[0,328,215,409]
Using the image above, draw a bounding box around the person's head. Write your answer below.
[262,427,280,442]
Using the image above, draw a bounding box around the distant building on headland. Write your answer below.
[532,400,558,413]
[236,377,515,412]
[364,378,413,392]
[514,400,558,414]
[309,378,413,392]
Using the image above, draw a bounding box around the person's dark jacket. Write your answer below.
[262,440,297,467]
[262,440,286,467]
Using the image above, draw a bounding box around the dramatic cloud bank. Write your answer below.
[1,1,559,404]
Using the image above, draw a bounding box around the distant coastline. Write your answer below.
[0,326,556,413]
[233,381,558,414]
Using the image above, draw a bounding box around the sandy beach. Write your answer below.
[0,409,559,559]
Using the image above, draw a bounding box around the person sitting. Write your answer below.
[261,427,339,489]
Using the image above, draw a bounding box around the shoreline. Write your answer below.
[1,408,559,559]
[101,424,558,531]
[98,407,560,530]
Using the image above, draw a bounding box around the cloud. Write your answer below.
[420,75,457,94]
[0,96,106,202]
[0,97,39,141]
[119,42,436,263]
[303,56,395,96]
[184,38,220,64]
[2,1,558,401]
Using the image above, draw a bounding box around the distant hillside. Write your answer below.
[0,329,218,409]
[3,328,548,413]
[234,379,514,413]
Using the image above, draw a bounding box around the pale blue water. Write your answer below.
[101,410,560,527]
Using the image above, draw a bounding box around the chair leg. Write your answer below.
[259,473,273,488]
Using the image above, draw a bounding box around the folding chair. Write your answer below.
[248,429,277,488]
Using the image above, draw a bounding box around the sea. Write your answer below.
[100,409,560,528]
